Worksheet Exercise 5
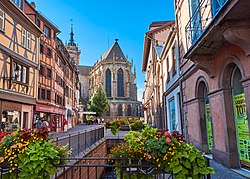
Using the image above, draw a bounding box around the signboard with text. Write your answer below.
[234,93,250,163]
[206,104,213,151]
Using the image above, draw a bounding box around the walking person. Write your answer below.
[36,118,43,129]
[42,119,49,128]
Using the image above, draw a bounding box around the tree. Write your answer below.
[87,84,109,117]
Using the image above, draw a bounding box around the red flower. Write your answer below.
[166,137,172,143]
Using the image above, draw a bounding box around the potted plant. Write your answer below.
[106,118,145,135]
[0,127,71,179]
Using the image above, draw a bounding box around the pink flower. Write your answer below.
[166,137,172,143]
[163,131,171,137]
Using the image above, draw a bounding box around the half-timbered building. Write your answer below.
[0,0,42,133]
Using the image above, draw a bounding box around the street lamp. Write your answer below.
[4,65,21,80]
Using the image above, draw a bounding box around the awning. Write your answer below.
[67,109,72,116]
[80,111,96,115]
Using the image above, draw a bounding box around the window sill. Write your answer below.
[12,80,29,86]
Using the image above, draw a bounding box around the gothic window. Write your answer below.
[118,104,122,116]
[105,69,111,97]
[127,105,131,116]
[117,68,124,97]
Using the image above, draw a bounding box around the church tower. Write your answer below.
[65,20,81,65]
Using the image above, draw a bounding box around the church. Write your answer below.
[67,34,141,120]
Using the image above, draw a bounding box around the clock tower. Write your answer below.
[66,20,81,65]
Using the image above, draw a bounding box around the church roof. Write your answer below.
[102,39,127,61]
[77,65,92,76]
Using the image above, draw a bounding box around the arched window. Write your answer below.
[197,79,213,153]
[117,68,124,97]
[127,105,131,116]
[118,104,122,116]
[105,69,111,97]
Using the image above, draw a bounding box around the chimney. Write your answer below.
[30,2,36,9]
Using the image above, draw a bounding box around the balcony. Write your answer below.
[185,0,250,77]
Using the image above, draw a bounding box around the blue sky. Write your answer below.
[27,0,175,101]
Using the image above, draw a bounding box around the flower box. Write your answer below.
[120,125,130,131]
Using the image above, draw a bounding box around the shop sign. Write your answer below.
[234,93,250,163]
[35,104,65,115]
[2,101,22,111]
[206,104,213,151]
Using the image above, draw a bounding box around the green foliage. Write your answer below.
[86,115,93,120]
[110,127,216,178]
[129,120,145,131]
[0,128,71,179]
[18,140,59,179]
[87,84,108,117]
[106,118,145,135]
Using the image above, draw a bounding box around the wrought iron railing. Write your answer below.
[50,126,105,157]
[185,0,228,49]
[53,158,174,179]
[0,157,214,179]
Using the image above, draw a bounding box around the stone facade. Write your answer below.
[176,0,250,169]
[78,39,141,120]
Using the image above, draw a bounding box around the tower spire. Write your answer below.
[68,19,76,46]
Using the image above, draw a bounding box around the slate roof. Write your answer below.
[101,39,127,61]
[77,65,92,76]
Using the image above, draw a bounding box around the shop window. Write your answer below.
[2,111,20,134]
[169,98,176,132]
[232,67,250,164]
[0,8,4,31]
[44,26,50,38]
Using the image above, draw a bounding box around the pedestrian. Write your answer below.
[42,119,49,128]
[1,122,5,132]
[64,119,68,132]
[36,118,43,129]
